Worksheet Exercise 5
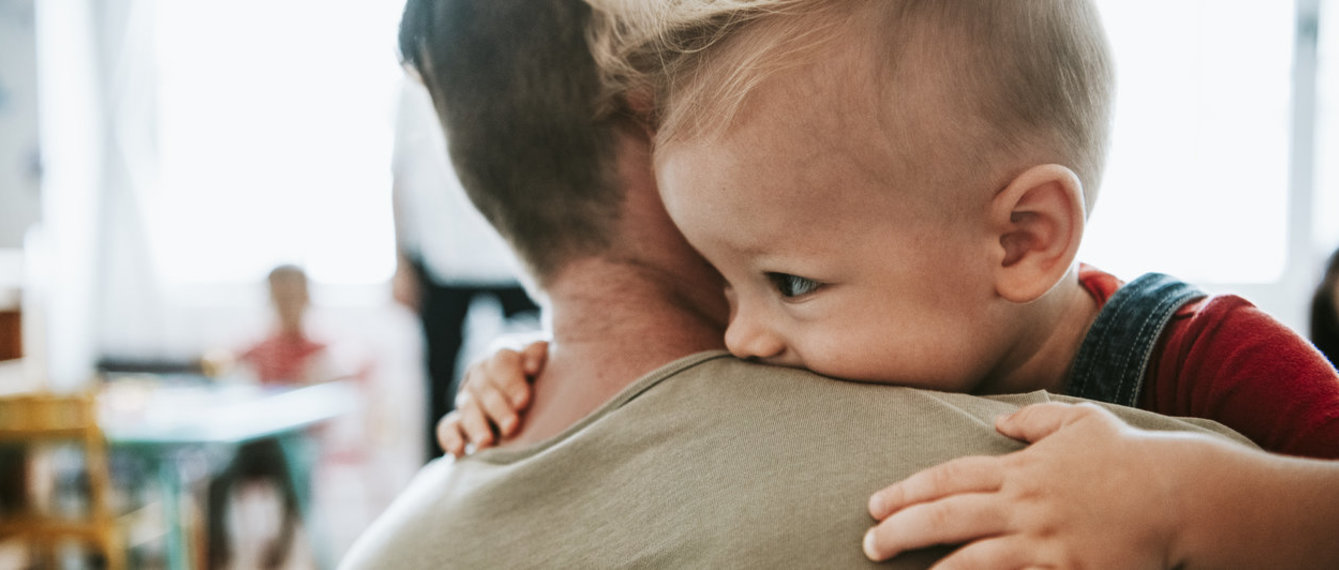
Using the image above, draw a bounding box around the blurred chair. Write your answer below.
[0,392,123,570]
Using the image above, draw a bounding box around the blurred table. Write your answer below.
[99,380,356,570]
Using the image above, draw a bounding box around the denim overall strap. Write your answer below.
[1066,273,1206,407]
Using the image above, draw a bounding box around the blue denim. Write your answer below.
[1066,273,1206,407]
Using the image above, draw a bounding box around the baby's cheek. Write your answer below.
[802,345,898,385]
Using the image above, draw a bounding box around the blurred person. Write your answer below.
[207,264,334,570]
[234,264,338,384]
[390,79,539,462]
[1311,247,1339,367]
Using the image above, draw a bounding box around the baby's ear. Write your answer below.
[989,164,1086,303]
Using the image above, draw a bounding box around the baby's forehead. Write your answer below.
[660,94,965,234]
[703,69,976,196]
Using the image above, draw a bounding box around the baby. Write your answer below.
[448,0,1339,458]
[444,0,1339,504]
[436,0,1339,564]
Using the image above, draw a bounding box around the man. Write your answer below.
[340,1,1244,567]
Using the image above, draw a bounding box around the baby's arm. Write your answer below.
[863,402,1339,568]
[437,340,548,457]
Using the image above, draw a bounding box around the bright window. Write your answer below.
[1083,0,1295,283]
[153,1,406,285]
[1316,0,1339,254]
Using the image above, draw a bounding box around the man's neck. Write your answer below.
[502,259,726,447]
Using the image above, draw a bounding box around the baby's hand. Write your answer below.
[863,402,1182,568]
[437,341,548,457]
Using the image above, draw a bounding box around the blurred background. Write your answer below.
[0,0,1336,568]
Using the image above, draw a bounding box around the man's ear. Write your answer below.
[990,164,1086,303]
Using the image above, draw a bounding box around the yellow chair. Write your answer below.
[0,392,123,570]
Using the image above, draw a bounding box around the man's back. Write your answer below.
[342,352,1244,569]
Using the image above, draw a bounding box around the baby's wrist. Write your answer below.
[1164,437,1272,568]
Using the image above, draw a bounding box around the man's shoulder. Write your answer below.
[663,356,1250,447]
[342,355,1032,569]
[341,354,1249,569]
[643,352,1036,420]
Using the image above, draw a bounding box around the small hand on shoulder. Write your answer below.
[864,402,1194,569]
[863,401,1339,569]
[437,340,549,457]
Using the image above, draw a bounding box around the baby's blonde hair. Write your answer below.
[587,0,1115,210]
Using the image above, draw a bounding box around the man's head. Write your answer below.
[594,0,1114,390]
[398,0,622,287]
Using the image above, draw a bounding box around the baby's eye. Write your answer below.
[766,272,823,298]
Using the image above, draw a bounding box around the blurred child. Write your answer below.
[208,264,332,570]
[234,264,337,385]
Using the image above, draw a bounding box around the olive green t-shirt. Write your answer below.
[341,351,1248,569]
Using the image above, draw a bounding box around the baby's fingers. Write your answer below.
[436,412,468,458]
[455,394,496,450]
[478,349,533,411]
[469,372,521,436]
[868,455,1004,520]
[995,401,1117,444]
[520,340,549,376]
[863,493,1008,562]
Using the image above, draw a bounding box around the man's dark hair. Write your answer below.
[398,0,622,284]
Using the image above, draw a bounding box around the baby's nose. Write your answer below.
[724,312,786,362]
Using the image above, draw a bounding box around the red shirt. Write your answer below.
[239,332,329,386]
[1080,267,1339,458]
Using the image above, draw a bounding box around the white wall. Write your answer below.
[31,0,105,389]
[0,0,41,249]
